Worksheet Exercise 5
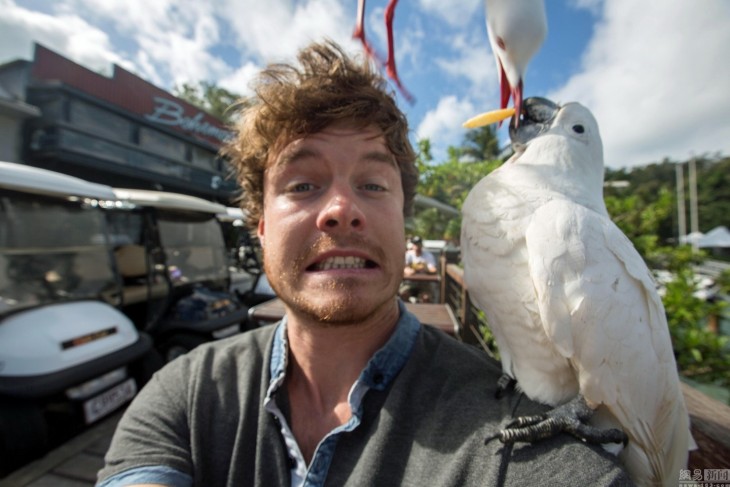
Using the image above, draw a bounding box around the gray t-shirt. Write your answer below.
[99,321,632,486]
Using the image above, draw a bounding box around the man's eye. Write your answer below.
[290,182,314,193]
[362,183,386,192]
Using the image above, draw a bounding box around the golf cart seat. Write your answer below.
[115,245,167,304]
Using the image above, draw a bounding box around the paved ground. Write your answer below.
[0,410,123,487]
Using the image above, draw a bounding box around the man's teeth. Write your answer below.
[316,256,367,270]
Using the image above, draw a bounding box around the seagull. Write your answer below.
[461,97,694,486]
[464,0,547,129]
[487,0,546,119]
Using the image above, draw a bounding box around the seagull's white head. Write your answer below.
[485,0,547,124]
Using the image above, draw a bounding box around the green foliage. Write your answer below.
[604,189,730,388]
[605,155,730,243]
[458,125,501,162]
[173,81,242,124]
[411,134,502,240]
[663,266,729,388]
[605,188,673,262]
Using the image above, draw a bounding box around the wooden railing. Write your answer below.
[439,260,730,470]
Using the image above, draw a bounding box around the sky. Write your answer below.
[1,0,729,169]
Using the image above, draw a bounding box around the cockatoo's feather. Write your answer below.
[461,98,693,486]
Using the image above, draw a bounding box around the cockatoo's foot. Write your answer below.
[495,373,516,399]
[487,395,628,446]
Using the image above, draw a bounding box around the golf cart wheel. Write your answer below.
[160,334,207,362]
[0,399,48,474]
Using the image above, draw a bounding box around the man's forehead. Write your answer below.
[271,125,394,168]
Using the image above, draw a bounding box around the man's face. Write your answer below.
[258,124,406,325]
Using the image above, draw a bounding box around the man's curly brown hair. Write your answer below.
[222,40,418,230]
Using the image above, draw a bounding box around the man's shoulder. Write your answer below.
[162,324,276,378]
[417,325,502,376]
[399,325,506,408]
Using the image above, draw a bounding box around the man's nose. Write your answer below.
[316,185,365,231]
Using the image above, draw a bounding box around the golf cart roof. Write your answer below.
[112,188,226,214]
[0,161,116,200]
[217,206,247,221]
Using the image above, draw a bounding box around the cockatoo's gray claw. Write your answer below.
[495,373,517,399]
[492,395,628,446]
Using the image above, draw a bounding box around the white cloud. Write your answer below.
[219,61,261,98]
[221,0,356,64]
[567,0,603,16]
[417,0,481,28]
[416,95,475,158]
[0,1,125,74]
[436,33,496,101]
[550,0,730,168]
[52,0,229,88]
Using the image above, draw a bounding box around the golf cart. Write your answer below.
[106,189,250,362]
[215,207,275,307]
[0,161,160,473]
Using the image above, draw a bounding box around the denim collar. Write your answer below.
[266,299,420,399]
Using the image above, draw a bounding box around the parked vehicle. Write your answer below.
[215,207,275,308]
[106,189,250,361]
[0,161,160,473]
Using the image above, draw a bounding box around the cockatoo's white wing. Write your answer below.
[462,166,581,403]
[525,199,690,485]
[461,175,535,380]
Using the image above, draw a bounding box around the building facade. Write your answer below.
[0,44,238,203]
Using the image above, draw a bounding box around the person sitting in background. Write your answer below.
[400,236,437,302]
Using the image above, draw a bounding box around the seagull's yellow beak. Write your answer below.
[462,107,515,129]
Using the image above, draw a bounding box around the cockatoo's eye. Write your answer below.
[572,124,585,134]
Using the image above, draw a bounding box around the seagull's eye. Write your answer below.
[572,124,585,134]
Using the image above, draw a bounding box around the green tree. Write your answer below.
[459,125,501,161]
[173,81,242,124]
[697,157,730,232]
[411,142,501,241]
[604,187,674,265]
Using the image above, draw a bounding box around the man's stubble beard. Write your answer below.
[263,235,399,327]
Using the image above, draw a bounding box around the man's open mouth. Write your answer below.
[307,256,379,271]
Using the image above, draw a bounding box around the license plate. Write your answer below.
[82,378,137,424]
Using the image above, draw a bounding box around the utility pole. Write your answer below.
[688,157,699,252]
[676,163,686,244]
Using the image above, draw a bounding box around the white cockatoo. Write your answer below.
[465,0,547,129]
[461,97,693,487]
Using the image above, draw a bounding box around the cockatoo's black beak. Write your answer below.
[509,97,559,149]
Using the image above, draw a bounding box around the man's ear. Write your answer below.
[257,218,265,247]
